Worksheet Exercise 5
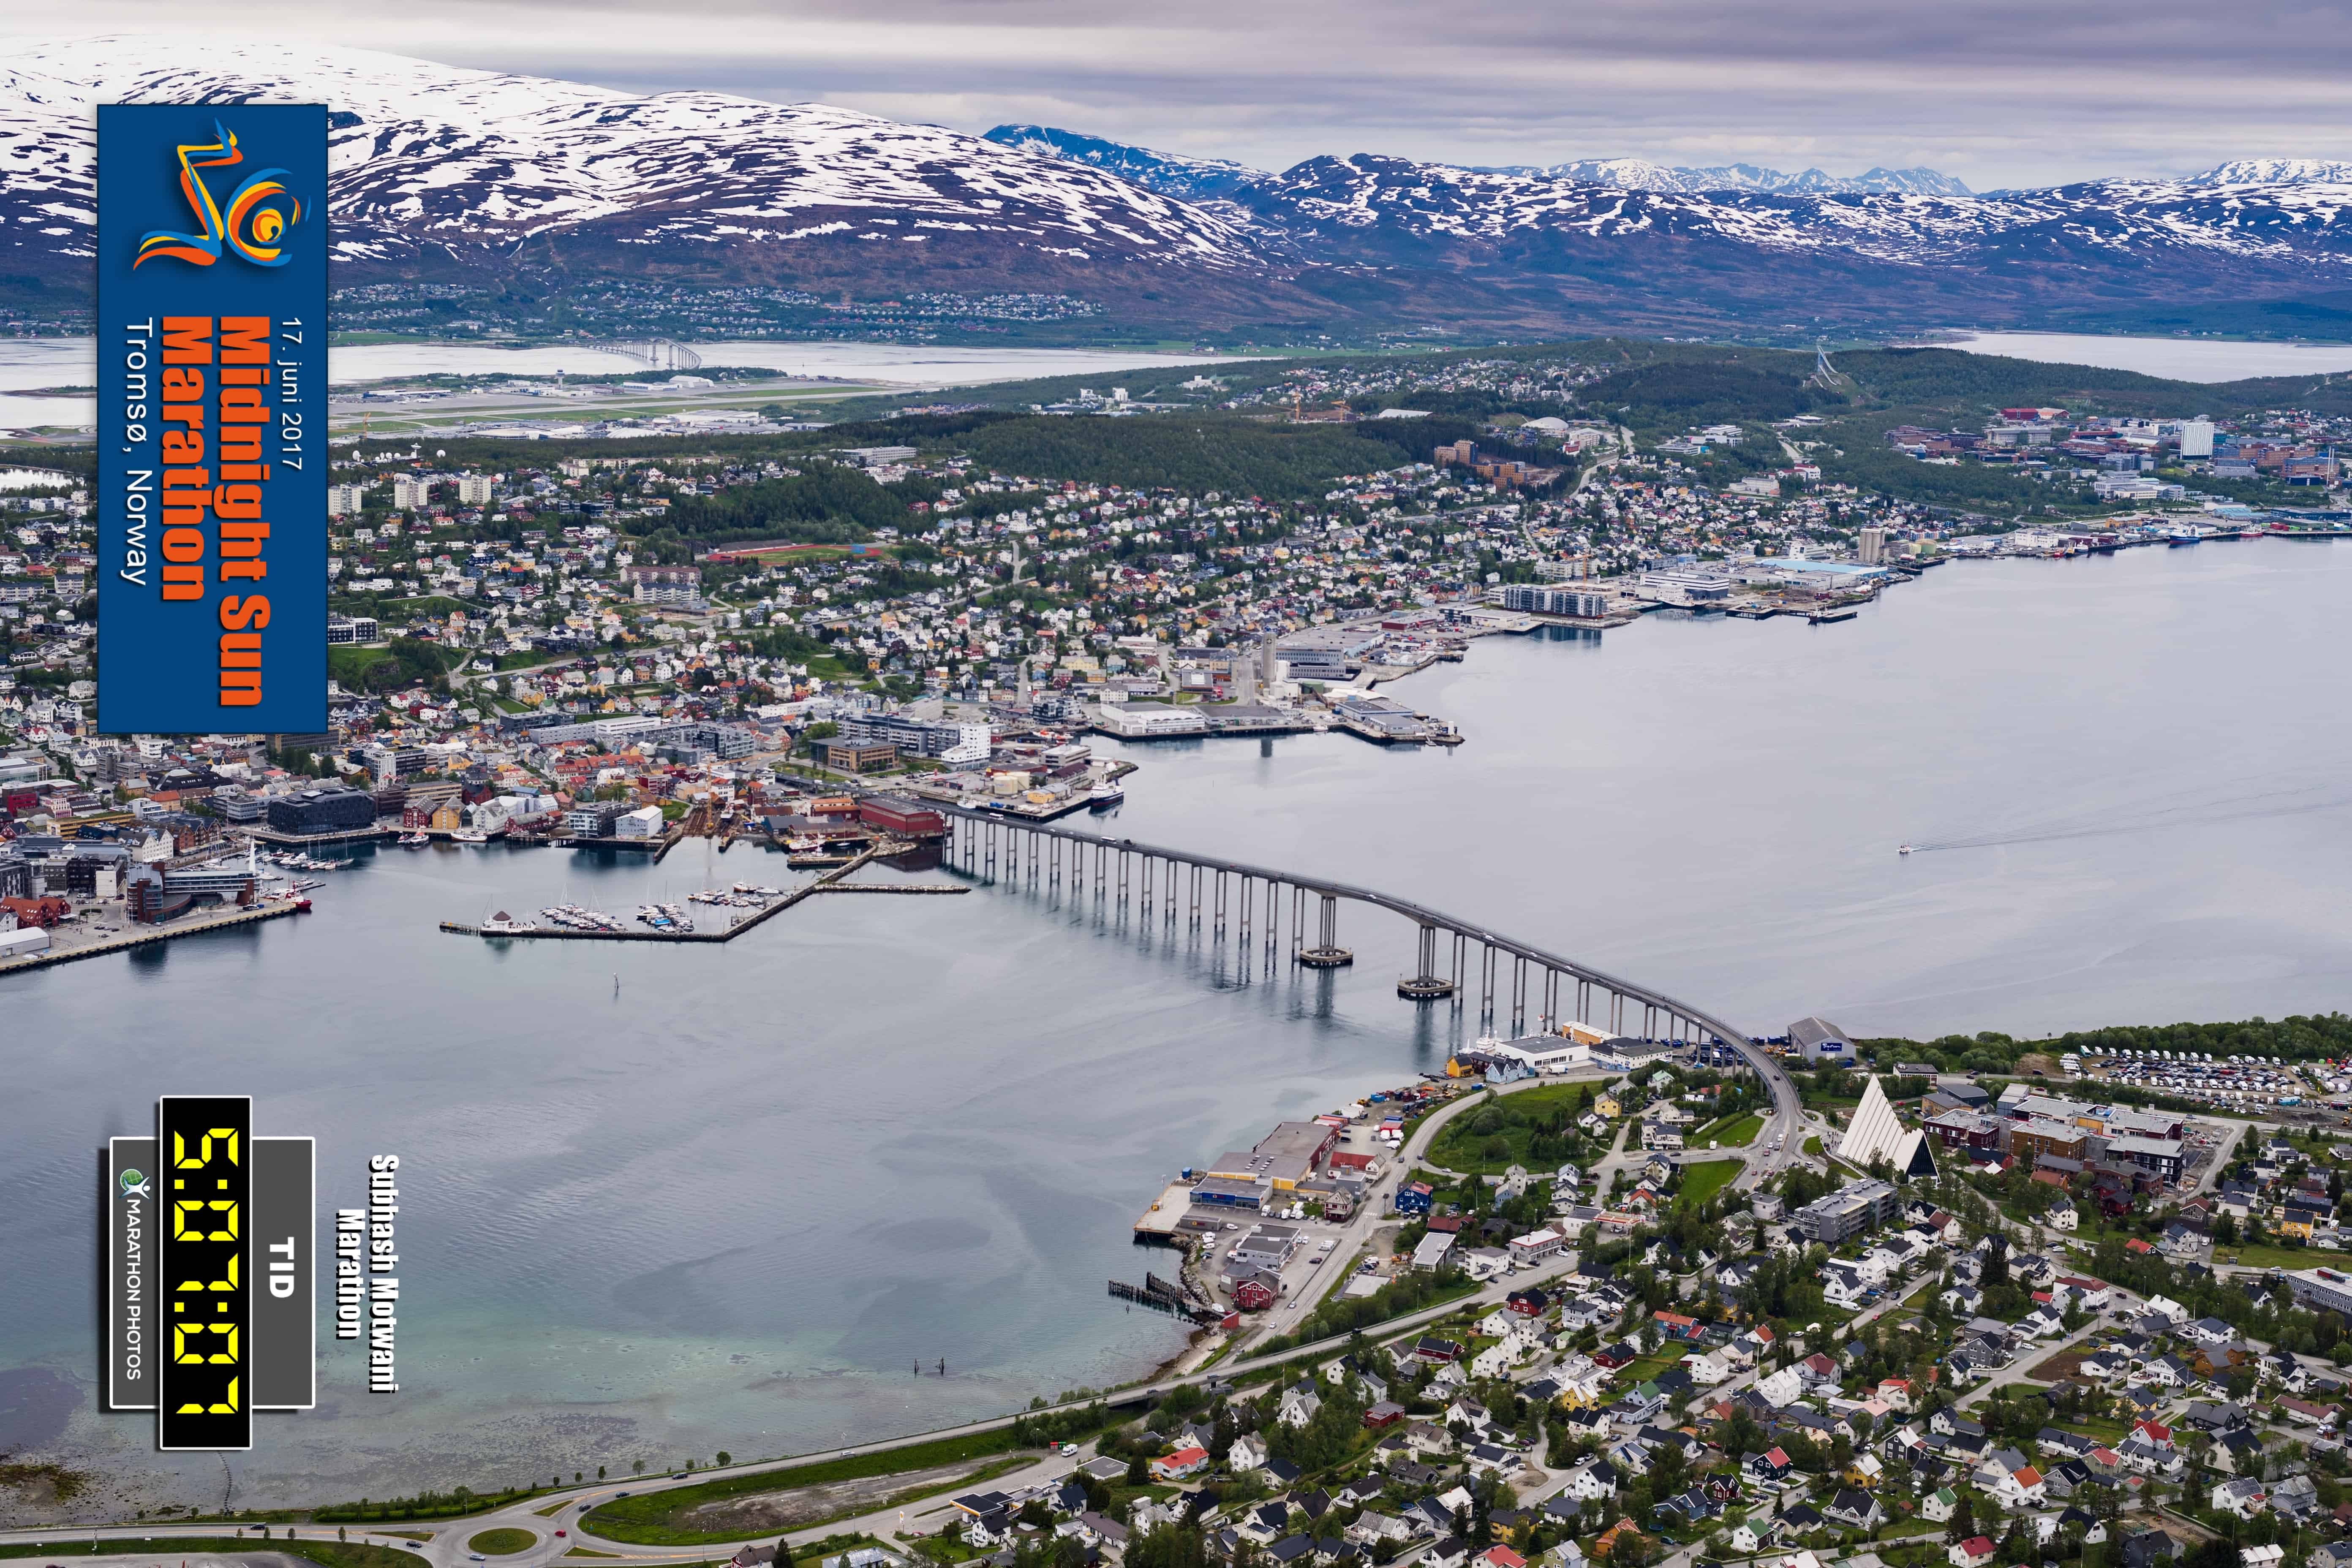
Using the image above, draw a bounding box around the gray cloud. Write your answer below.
[10,0,2351,189]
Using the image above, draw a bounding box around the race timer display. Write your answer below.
[108,1096,315,1452]
[160,1097,251,1451]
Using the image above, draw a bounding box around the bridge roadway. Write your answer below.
[940,803,1797,1163]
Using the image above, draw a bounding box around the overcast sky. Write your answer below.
[10,0,2345,190]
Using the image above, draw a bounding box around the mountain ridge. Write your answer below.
[13,39,2352,340]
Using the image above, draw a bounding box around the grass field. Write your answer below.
[1424,1082,1598,1174]
[1804,1136,1824,1158]
[1695,1111,1765,1148]
[580,1434,1032,1546]
[468,1530,536,1555]
[2060,1415,2132,1445]
[1613,1345,1690,1387]
[2212,1243,2324,1269]
[1676,1160,1742,1209]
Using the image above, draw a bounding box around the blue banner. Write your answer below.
[97,103,327,734]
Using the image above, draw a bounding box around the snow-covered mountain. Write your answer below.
[1481,157,1971,197]
[13,39,2352,337]
[1242,153,2352,269]
[983,125,1263,201]
[0,37,1263,291]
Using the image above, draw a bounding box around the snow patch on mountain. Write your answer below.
[1484,157,1972,198]
[0,37,1260,273]
[983,125,1263,200]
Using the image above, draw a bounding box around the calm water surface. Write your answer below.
[1938,330,2352,381]
[0,340,1251,432]
[4,542,2348,1514]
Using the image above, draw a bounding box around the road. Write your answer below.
[1728,1039,1803,1191]
[1234,1067,1609,1350]
[1949,1291,2142,1411]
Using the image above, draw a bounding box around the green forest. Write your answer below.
[1580,359,1826,427]
[656,462,908,543]
[956,413,1479,498]
[1860,1012,2352,1073]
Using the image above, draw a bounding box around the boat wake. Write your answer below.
[1904,777,2352,854]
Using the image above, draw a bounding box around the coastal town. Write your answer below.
[31,1029,2351,1568]
[11,341,2352,943]
[942,1029,2352,1568]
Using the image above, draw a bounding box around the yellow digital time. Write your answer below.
[158,1097,250,1450]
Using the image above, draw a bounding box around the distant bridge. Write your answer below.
[583,338,704,372]
[939,806,1783,1105]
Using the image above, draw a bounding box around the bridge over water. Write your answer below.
[940,805,1770,1068]
[583,338,704,372]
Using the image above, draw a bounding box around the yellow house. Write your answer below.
[429,802,464,832]
[1553,1373,1612,1410]
[1595,1093,1623,1119]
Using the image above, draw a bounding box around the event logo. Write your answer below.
[133,119,305,270]
[119,1168,149,1198]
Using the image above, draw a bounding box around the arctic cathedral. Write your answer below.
[1835,1075,1939,1179]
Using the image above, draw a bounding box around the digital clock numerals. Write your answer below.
[158,1099,251,1450]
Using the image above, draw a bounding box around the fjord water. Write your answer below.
[5,543,2352,1513]
[1939,330,2352,381]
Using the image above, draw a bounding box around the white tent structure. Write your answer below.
[1834,1074,1937,1179]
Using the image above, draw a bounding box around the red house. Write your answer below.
[1233,1275,1279,1312]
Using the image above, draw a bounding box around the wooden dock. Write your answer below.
[439,844,918,943]
[0,900,305,978]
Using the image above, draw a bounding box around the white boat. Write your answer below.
[451,828,490,845]
[1088,783,1126,809]
[1897,845,1915,856]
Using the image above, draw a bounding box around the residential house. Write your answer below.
[2271,1474,2322,1524]
[2210,1477,2268,1519]
[1560,1460,1620,1500]
[1279,1382,1323,1428]
[1149,1447,1209,1481]
[1824,1490,1883,1531]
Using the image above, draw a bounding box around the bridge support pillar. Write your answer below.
[1300,893,1351,967]
[1510,956,1527,1034]
[1399,924,1455,1000]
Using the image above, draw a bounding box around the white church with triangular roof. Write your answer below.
[1834,1073,1937,1179]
